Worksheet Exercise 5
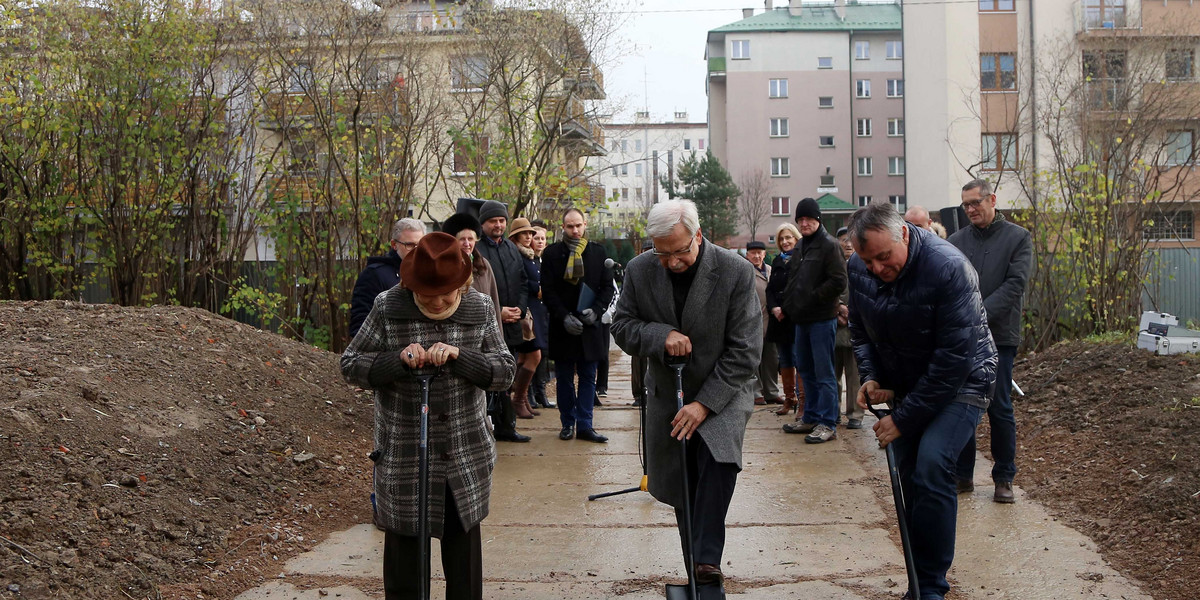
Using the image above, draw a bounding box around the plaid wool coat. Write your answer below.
[341,287,515,537]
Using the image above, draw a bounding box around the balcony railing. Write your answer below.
[1075,1,1140,33]
[564,66,604,100]
[1085,78,1129,110]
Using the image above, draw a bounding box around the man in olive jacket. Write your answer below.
[781,198,847,443]
[950,179,1033,504]
[612,200,761,586]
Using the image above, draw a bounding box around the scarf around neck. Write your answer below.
[564,237,587,285]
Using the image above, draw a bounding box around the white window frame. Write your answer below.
[818,56,833,69]
[771,157,790,177]
[888,118,905,137]
[818,96,834,108]
[888,156,906,175]
[819,135,835,148]
[1166,130,1194,166]
[732,40,750,60]
[982,133,1018,171]
[771,196,791,216]
[857,156,873,176]
[635,163,644,176]
[887,79,904,98]
[857,118,872,137]
[886,41,903,60]
[855,41,870,60]
[856,79,871,98]
[769,78,789,98]
[890,195,907,209]
[858,195,873,206]
[770,118,790,137]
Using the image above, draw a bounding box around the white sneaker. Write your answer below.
[804,424,838,444]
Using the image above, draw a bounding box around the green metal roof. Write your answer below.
[710,3,901,35]
[815,193,857,212]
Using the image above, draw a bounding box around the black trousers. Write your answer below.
[383,490,483,600]
[673,435,739,567]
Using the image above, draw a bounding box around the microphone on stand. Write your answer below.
[604,258,623,270]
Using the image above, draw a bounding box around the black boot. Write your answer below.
[492,392,530,442]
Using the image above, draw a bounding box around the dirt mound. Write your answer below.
[0,301,374,599]
[1011,340,1200,600]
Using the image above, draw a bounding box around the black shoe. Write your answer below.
[631,398,645,407]
[494,431,531,443]
[543,401,557,409]
[596,389,608,397]
[559,426,575,440]
[593,395,602,407]
[576,428,608,443]
[846,418,863,429]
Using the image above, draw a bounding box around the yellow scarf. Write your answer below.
[564,237,587,285]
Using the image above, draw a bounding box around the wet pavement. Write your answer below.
[235,351,1150,600]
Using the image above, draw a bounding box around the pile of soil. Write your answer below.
[0,301,374,599]
[1010,340,1200,600]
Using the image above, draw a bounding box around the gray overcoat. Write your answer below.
[611,240,762,508]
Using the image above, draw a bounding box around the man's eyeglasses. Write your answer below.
[651,238,695,258]
[393,240,419,249]
[961,198,985,211]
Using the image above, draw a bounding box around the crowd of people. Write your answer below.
[339,180,1032,600]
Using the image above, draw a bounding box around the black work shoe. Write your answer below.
[593,395,603,407]
[956,478,975,494]
[695,563,724,586]
[846,418,863,429]
[596,389,608,397]
[559,426,575,440]
[782,421,817,434]
[631,398,645,407]
[494,431,531,443]
[994,481,1015,503]
[576,428,608,443]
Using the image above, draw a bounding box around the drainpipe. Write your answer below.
[899,0,907,209]
[849,29,856,209]
[1028,0,1038,205]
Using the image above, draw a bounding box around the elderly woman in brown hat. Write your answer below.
[341,232,516,600]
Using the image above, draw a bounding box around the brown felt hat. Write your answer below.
[507,217,536,239]
[400,232,472,295]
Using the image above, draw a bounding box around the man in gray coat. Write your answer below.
[950,179,1033,503]
[612,200,761,586]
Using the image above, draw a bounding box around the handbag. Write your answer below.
[520,310,536,341]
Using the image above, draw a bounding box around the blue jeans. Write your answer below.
[775,340,797,369]
[956,345,1017,482]
[794,319,838,428]
[891,401,984,599]
[555,357,597,431]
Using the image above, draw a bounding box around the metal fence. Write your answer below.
[1144,247,1200,326]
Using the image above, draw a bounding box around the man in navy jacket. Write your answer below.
[846,201,997,600]
[348,218,425,339]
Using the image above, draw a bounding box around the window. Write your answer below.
[1083,0,1127,29]
[979,0,1015,10]
[451,56,488,90]
[771,157,790,177]
[819,135,835,147]
[636,187,643,201]
[1166,131,1194,165]
[1167,49,1194,81]
[886,41,903,60]
[732,40,750,59]
[887,79,904,97]
[982,133,1018,171]
[621,164,628,175]
[287,62,315,93]
[621,140,628,152]
[858,195,873,206]
[699,139,706,150]
[684,139,692,150]
[820,173,836,187]
[635,163,644,176]
[888,118,905,137]
[1083,50,1127,108]
[1145,210,1194,240]
[770,118,790,137]
[818,96,834,108]
[452,136,489,174]
[818,56,834,69]
[981,54,1017,90]
[856,79,871,98]
[772,196,791,216]
[889,195,907,210]
[769,78,789,98]
[610,166,617,176]
[857,157,873,176]
[611,140,619,152]
[888,156,906,175]
[857,118,872,137]
[855,41,870,60]
[634,139,643,152]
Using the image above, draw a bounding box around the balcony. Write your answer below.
[708,56,726,81]
[1084,78,1129,111]
[564,65,605,100]
[1075,1,1139,36]
[543,96,604,156]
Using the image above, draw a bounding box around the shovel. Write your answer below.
[664,355,725,600]
[866,403,920,600]
[414,368,439,600]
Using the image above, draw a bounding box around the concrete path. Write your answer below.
[235,352,1150,600]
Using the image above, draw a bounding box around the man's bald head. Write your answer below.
[904,205,933,231]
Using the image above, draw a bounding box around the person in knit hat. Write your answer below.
[779,197,847,444]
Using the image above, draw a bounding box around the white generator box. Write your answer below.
[1139,311,1179,333]
[1138,332,1200,356]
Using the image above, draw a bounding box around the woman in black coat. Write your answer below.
[767,222,803,417]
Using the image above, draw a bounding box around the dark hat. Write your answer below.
[835,226,848,237]
[795,197,821,222]
[507,217,536,239]
[746,241,767,251]
[441,212,482,239]
[477,200,509,224]
[400,232,472,295]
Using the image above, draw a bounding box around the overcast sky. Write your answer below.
[601,1,750,124]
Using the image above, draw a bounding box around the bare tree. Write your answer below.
[737,169,773,241]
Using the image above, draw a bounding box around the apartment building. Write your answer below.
[591,113,707,237]
[707,0,905,246]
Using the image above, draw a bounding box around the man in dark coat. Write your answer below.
[541,208,616,443]
[348,218,425,339]
[950,179,1033,504]
[781,198,847,443]
[847,201,997,600]
[611,199,760,586]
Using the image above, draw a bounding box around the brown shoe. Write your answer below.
[766,397,785,405]
[694,563,724,586]
[754,397,767,406]
[511,367,538,419]
[994,481,1015,504]
[956,478,975,495]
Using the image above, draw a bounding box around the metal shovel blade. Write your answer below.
[666,582,726,600]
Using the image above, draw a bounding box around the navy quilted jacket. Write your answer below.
[847,224,998,436]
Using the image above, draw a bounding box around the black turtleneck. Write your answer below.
[667,239,707,324]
